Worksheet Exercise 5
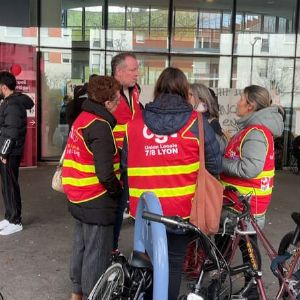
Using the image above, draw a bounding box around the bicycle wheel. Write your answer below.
[183,236,232,300]
[214,233,262,298]
[277,231,300,299]
[88,263,125,300]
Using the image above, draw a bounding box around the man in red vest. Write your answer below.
[111,52,143,252]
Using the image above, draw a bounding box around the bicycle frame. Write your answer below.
[222,216,268,300]
[246,214,298,300]
[224,203,298,300]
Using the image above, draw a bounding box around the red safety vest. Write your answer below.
[113,85,142,149]
[220,125,275,216]
[127,112,199,218]
[62,111,120,203]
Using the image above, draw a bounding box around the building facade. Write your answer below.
[0,0,299,165]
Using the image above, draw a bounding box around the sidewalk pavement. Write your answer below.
[0,166,299,300]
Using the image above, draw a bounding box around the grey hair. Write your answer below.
[111,52,137,76]
[190,83,219,119]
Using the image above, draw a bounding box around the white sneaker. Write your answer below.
[0,223,23,235]
[0,219,9,230]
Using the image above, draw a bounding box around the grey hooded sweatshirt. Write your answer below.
[222,106,284,178]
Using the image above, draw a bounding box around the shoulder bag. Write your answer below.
[190,113,224,235]
[51,148,66,193]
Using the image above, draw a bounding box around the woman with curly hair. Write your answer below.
[62,76,123,300]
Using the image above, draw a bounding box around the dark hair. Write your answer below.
[243,85,271,111]
[0,71,16,90]
[111,52,137,76]
[154,67,189,100]
[88,76,121,103]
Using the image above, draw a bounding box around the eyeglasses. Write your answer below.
[111,95,120,103]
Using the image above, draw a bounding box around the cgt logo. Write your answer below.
[142,125,177,144]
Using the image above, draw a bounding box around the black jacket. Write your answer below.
[68,99,123,225]
[0,92,34,157]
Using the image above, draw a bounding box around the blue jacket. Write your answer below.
[122,93,222,176]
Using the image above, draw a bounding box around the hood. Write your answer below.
[237,106,284,138]
[143,93,193,135]
[8,92,34,110]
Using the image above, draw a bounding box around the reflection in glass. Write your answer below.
[41,49,104,159]
[170,56,231,88]
[108,3,168,52]
[41,2,103,46]
[233,57,293,106]
[235,0,296,56]
[172,1,233,55]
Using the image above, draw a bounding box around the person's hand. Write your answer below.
[0,156,7,164]
[222,129,232,141]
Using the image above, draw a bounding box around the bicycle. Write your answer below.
[214,186,300,300]
[88,191,167,300]
[142,211,232,300]
[88,251,153,300]
[88,191,231,300]
[276,212,300,299]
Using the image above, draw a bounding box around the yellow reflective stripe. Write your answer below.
[128,162,199,176]
[114,162,120,171]
[63,159,95,173]
[129,184,196,198]
[221,182,272,196]
[62,176,99,186]
[113,124,126,132]
[254,170,274,179]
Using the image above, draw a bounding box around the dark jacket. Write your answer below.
[66,84,88,129]
[122,94,222,176]
[0,92,34,157]
[68,99,123,225]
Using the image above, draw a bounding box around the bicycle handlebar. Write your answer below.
[142,211,199,233]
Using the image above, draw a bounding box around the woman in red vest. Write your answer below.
[62,76,123,300]
[124,67,222,300]
[220,85,284,298]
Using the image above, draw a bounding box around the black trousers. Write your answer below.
[167,230,194,300]
[0,155,22,224]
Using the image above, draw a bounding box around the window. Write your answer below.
[261,38,269,53]
[264,16,276,33]
[62,53,71,63]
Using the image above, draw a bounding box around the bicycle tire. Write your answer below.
[183,236,232,300]
[277,231,300,299]
[88,262,125,300]
[214,233,262,297]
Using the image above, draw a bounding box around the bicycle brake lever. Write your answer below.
[222,217,231,236]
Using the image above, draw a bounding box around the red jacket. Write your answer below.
[113,85,142,149]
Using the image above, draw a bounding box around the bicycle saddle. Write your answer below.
[292,212,300,227]
[129,250,153,270]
